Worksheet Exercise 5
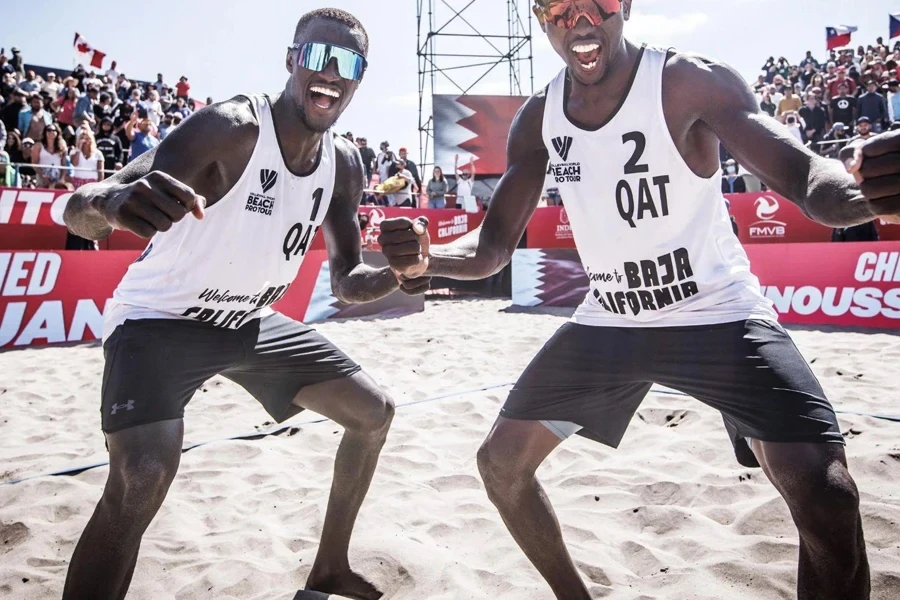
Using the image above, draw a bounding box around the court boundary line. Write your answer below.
[3,383,897,486]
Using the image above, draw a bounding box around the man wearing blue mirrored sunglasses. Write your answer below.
[63,9,421,600]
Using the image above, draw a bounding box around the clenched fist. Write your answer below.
[378,216,432,295]
[842,130,900,224]
[93,170,206,238]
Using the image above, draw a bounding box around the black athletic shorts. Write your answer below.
[101,312,361,433]
[500,320,843,468]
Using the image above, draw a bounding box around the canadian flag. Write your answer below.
[73,32,106,69]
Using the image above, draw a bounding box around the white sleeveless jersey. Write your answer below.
[103,94,336,340]
[542,45,777,327]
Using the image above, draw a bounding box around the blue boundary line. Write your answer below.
[3,382,897,486]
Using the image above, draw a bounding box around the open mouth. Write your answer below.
[309,84,342,110]
[571,42,601,72]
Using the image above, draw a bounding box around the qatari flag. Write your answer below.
[826,25,857,50]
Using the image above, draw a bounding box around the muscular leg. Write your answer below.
[751,440,870,600]
[63,420,184,600]
[478,417,591,600]
[298,372,394,600]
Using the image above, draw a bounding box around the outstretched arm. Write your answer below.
[680,54,881,227]
[323,137,429,302]
[380,93,549,281]
[63,97,255,240]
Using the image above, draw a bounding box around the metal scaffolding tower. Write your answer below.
[416,0,534,169]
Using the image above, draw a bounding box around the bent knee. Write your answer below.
[347,387,395,436]
[105,455,178,514]
[788,471,860,531]
[477,438,530,495]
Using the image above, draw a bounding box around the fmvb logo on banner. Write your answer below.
[749,195,787,239]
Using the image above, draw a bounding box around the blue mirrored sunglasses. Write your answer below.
[290,42,367,81]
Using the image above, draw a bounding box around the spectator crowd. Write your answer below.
[1,45,210,190]
[345,133,476,210]
[5,36,899,221]
[721,37,900,242]
[723,37,900,181]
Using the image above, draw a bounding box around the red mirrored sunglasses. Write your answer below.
[533,0,622,30]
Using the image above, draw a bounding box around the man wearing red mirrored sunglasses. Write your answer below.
[381,1,897,598]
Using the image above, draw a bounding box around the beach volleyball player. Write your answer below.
[61,9,421,600]
[381,1,900,598]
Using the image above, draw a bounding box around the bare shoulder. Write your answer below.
[333,133,364,173]
[663,51,756,112]
[508,88,549,157]
[173,95,259,147]
[331,133,365,202]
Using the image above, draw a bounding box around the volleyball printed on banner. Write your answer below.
[73,33,107,69]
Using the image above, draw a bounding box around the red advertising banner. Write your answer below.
[0,187,150,251]
[1,187,73,250]
[748,243,900,329]
[511,243,900,329]
[0,250,137,348]
[525,206,575,249]
[1,188,484,253]
[0,187,71,227]
[727,192,833,244]
[0,250,422,349]
[5,187,899,252]
[524,196,900,248]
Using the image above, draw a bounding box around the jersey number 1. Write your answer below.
[282,187,325,261]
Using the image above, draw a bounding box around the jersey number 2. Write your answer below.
[622,132,648,175]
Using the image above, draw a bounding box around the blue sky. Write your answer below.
[3,0,898,164]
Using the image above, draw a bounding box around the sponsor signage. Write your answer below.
[525,196,900,249]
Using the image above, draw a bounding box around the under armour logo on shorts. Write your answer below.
[111,400,135,415]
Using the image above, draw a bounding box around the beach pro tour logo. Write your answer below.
[260,169,278,193]
[246,169,278,216]
[552,136,573,161]
[548,136,581,184]
[749,195,786,239]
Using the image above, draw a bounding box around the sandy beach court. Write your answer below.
[1,299,898,599]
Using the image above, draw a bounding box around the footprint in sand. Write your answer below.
[575,560,613,586]
[427,474,482,492]
[619,540,664,577]
[0,522,29,555]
